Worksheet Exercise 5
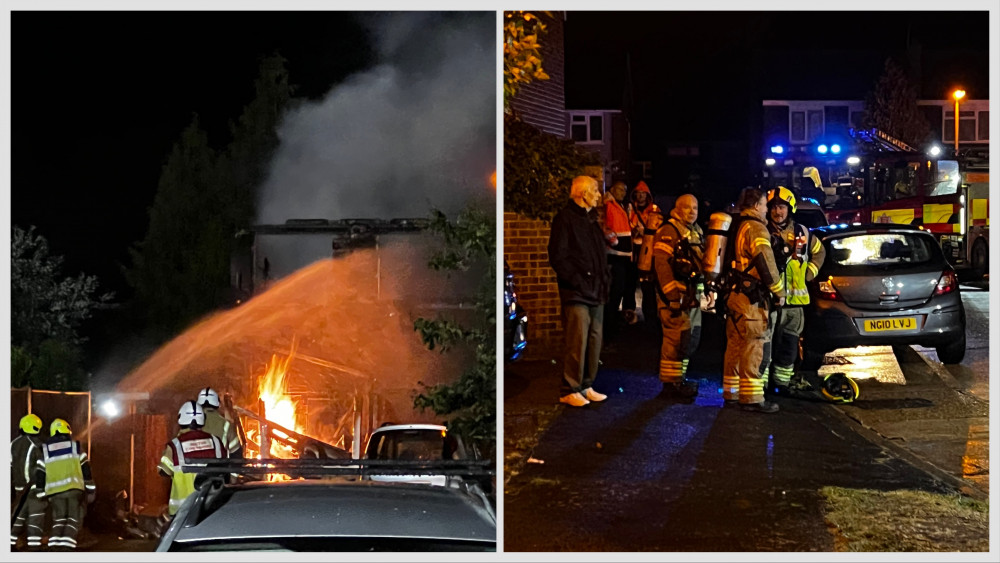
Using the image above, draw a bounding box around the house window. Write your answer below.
[943,110,977,143]
[791,111,805,142]
[569,113,603,143]
[807,110,823,141]
[978,111,989,140]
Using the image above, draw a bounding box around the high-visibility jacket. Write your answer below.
[159,429,226,515]
[769,220,825,305]
[202,409,242,457]
[730,210,784,300]
[629,202,661,249]
[35,436,94,498]
[11,433,43,493]
[604,198,633,257]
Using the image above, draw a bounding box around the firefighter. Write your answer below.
[11,414,47,550]
[159,401,227,517]
[604,181,635,336]
[720,188,785,413]
[196,387,243,458]
[34,418,95,551]
[766,186,826,394]
[628,181,662,327]
[652,194,705,399]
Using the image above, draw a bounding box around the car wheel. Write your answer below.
[970,239,988,280]
[936,334,966,364]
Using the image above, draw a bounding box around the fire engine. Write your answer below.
[820,128,989,278]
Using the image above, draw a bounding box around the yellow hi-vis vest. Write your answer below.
[775,222,822,306]
[162,433,224,515]
[40,440,86,496]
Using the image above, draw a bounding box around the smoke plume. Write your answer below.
[257,12,496,223]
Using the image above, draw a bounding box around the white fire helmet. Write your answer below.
[178,400,206,427]
[197,387,220,409]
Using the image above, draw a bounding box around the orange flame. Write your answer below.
[257,340,301,465]
[490,170,496,189]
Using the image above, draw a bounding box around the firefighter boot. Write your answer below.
[741,400,780,414]
[659,380,699,402]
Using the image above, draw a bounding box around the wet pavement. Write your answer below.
[503,300,989,552]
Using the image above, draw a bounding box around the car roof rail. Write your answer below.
[180,458,495,480]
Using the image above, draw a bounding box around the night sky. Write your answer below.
[564,11,989,179]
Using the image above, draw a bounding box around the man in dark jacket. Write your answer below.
[11,414,47,550]
[548,175,611,407]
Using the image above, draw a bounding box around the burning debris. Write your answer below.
[115,247,462,458]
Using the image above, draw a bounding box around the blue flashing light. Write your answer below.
[817,144,829,154]
[831,144,841,154]
[770,145,784,155]
[839,223,848,229]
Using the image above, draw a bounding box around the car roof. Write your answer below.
[812,223,929,238]
[372,423,448,433]
[170,480,495,545]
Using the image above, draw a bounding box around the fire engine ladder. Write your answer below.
[850,127,917,153]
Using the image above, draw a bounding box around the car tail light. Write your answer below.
[935,270,958,295]
[817,278,842,301]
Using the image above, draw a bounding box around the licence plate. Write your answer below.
[864,317,918,332]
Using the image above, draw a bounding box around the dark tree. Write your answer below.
[413,206,496,450]
[127,56,292,337]
[504,113,601,221]
[11,226,113,390]
[862,58,932,147]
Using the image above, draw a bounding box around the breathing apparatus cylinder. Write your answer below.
[702,211,732,282]
[636,210,664,273]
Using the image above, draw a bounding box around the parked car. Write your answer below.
[793,198,829,230]
[504,261,528,362]
[156,459,496,552]
[800,223,966,369]
[364,423,490,491]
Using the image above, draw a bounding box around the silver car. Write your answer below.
[156,459,496,552]
[800,223,966,369]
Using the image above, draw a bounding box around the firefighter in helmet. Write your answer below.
[159,401,227,517]
[765,186,826,395]
[34,418,95,551]
[11,414,47,550]
[196,387,243,458]
[721,188,785,413]
[652,194,705,400]
[628,181,662,328]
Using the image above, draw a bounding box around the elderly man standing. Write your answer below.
[548,175,611,407]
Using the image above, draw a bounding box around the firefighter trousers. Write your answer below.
[657,303,702,384]
[11,490,47,548]
[770,306,804,386]
[722,292,771,404]
[47,489,85,550]
[561,303,604,395]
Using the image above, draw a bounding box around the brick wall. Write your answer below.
[503,211,563,355]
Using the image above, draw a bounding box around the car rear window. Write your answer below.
[826,232,936,267]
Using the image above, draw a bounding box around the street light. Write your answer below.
[952,89,965,154]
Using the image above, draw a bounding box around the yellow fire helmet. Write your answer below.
[20,413,43,435]
[820,373,860,403]
[767,185,797,214]
[50,418,72,437]
[802,166,823,190]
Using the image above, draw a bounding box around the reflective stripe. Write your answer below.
[753,237,771,249]
[653,242,674,254]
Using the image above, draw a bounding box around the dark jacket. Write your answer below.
[548,202,610,306]
[11,433,44,493]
